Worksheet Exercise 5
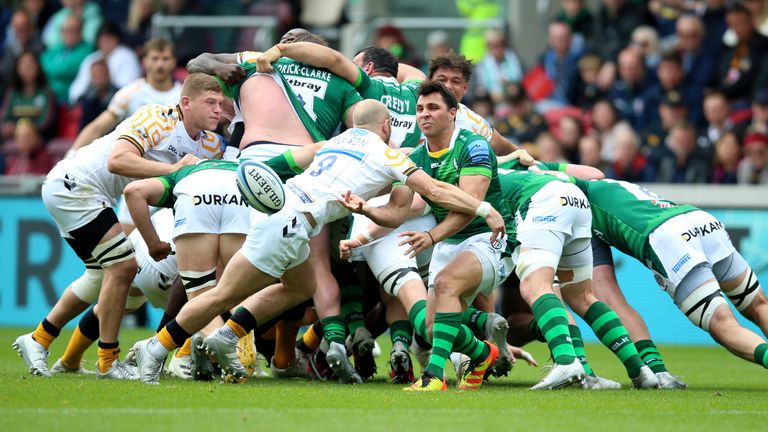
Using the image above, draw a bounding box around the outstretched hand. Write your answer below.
[337,191,369,215]
[256,45,282,73]
[397,231,433,258]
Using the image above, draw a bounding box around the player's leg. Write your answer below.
[175,233,221,334]
[714,251,768,337]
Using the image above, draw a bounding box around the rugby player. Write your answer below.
[12,73,227,379]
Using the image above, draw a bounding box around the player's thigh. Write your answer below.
[175,233,219,271]
[219,233,247,268]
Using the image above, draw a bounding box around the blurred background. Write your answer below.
[0,0,766,344]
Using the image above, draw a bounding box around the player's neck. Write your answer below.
[148,77,174,91]
[426,124,455,152]
[183,121,202,140]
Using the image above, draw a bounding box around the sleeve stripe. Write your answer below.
[284,150,305,174]
[119,135,145,156]
[460,166,492,178]
[404,166,420,176]
[156,178,172,207]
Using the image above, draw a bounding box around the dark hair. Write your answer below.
[11,51,46,91]
[726,3,751,16]
[428,50,472,82]
[142,37,175,57]
[355,46,398,77]
[418,80,458,110]
[97,22,122,43]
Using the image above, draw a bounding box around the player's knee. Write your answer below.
[92,232,135,269]
[71,268,104,303]
[379,264,421,297]
[179,268,217,295]
[433,271,461,298]
[724,269,763,312]
[678,281,727,332]
[515,248,559,282]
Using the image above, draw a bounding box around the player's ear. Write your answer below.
[180,95,191,111]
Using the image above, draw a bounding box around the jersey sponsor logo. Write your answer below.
[680,220,724,241]
[275,63,332,81]
[175,218,186,227]
[380,94,411,112]
[560,196,590,208]
[468,140,491,166]
[672,253,691,273]
[390,116,414,131]
[650,200,674,209]
[285,77,324,94]
[532,215,557,223]
[193,194,248,207]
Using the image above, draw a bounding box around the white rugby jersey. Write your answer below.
[61,103,226,201]
[286,128,419,224]
[129,208,178,280]
[108,78,183,122]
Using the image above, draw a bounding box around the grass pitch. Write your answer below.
[1,327,766,432]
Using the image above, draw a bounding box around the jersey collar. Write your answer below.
[427,126,460,158]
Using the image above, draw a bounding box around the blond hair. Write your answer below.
[181,73,222,98]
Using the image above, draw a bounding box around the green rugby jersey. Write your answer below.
[220,53,362,142]
[574,178,698,269]
[154,153,303,208]
[407,128,511,242]
[354,70,421,148]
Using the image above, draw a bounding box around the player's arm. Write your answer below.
[123,178,172,261]
[286,140,327,168]
[108,140,198,178]
[397,63,426,82]
[431,174,489,241]
[489,129,518,155]
[71,110,119,151]
[340,184,415,228]
[532,162,605,180]
[187,52,245,85]
[257,42,360,84]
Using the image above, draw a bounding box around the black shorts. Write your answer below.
[591,237,614,268]
[65,208,119,261]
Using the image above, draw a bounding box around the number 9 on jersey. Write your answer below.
[236,160,286,214]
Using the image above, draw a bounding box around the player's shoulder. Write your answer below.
[126,103,180,133]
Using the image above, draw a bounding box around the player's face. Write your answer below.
[416,92,455,137]
[143,48,176,82]
[353,52,373,75]
[280,28,309,44]
[431,67,468,102]
[188,91,224,131]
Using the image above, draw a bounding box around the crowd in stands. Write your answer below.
[1,0,766,184]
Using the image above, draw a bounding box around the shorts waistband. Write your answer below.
[242,140,300,150]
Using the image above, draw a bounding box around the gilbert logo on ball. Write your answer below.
[236,160,285,214]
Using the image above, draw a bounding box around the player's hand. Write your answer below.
[172,154,200,171]
[510,149,535,166]
[256,45,282,73]
[214,63,246,85]
[484,207,506,246]
[509,346,538,367]
[148,241,172,261]
[338,191,370,215]
[398,231,434,258]
[339,238,364,260]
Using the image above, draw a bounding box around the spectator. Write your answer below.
[68,23,141,104]
[4,118,53,175]
[736,88,768,139]
[643,90,688,153]
[374,24,421,69]
[568,53,606,109]
[425,30,452,67]
[724,0,768,44]
[555,0,593,50]
[650,122,711,183]
[698,90,732,155]
[578,134,608,171]
[557,115,583,162]
[718,3,768,106]
[535,132,567,163]
[17,0,57,31]
[540,21,583,108]
[473,29,523,105]
[77,59,117,128]
[0,51,57,140]
[122,0,160,49]
[711,131,741,184]
[40,14,94,104]
[676,15,719,95]
[97,0,132,28]
[156,0,205,66]
[648,0,683,38]
[42,0,103,49]
[630,25,662,72]
[648,54,702,126]
[1,10,45,96]
[738,131,768,184]
[468,94,494,121]
[494,83,548,146]
[591,98,628,162]
[455,0,501,63]
[605,122,651,182]
[700,0,728,53]
[609,48,655,131]
[593,0,649,61]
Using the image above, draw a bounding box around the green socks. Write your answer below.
[584,301,643,378]
[570,325,594,376]
[531,294,576,365]
[634,339,669,373]
[321,315,346,345]
[340,284,365,335]
[390,320,413,349]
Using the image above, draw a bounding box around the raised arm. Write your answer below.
[123,178,171,261]
[397,63,426,83]
[257,42,360,85]
[187,52,245,85]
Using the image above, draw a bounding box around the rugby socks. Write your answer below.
[753,343,768,368]
[531,294,576,365]
[274,320,301,369]
[156,320,191,352]
[156,312,173,333]
[340,283,365,335]
[635,339,668,373]
[424,312,462,378]
[528,318,546,342]
[32,319,60,350]
[226,307,258,339]
[408,300,429,342]
[584,301,644,378]
[453,323,491,365]
[569,325,594,376]
[296,320,323,354]
[390,320,413,349]
[60,307,99,369]
[175,338,192,358]
[463,306,489,339]
[321,315,346,345]
[97,341,120,373]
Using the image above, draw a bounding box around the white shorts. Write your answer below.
[241,206,315,278]
[172,170,252,237]
[516,181,592,240]
[240,142,301,161]
[41,164,115,236]
[351,213,436,280]
[648,210,735,297]
[132,252,173,309]
[428,232,512,305]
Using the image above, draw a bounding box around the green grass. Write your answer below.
[1,327,767,432]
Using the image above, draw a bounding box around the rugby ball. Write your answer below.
[236,160,286,214]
